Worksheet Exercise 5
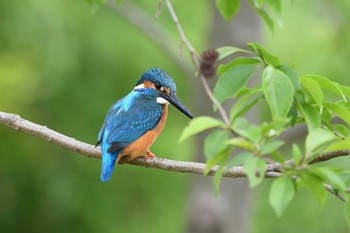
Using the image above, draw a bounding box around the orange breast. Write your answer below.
[120,105,168,161]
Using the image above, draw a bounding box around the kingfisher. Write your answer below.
[96,67,193,182]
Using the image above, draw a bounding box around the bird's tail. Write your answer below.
[100,149,120,182]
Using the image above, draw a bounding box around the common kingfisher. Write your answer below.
[96,67,193,182]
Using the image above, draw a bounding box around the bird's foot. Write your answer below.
[144,150,156,161]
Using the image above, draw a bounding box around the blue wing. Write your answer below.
[100,91,163,152]
[97,99,122,145]
[97,90,163,182]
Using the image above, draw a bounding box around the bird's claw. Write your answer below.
[144,150,156,161]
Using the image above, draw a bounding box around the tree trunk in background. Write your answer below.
[187,2,261,233]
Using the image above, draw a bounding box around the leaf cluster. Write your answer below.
[181,43,350,218]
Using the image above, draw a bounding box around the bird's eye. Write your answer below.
[154,82,162,90]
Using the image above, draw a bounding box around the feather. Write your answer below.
[97,89,163,181]
[99,128,121,182]
[105,90,163,152]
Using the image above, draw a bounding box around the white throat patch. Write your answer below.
[157,97,170,105]
[134,83,145,90]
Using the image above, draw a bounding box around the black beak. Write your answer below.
[161,93,193,119]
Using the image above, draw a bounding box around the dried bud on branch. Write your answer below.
[199,49,219,78]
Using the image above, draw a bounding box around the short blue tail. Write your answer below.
[100,141,120,182]
[100,151,119,182]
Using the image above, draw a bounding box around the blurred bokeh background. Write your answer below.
[1,0,350,232]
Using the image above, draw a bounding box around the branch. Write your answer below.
[0,111,278,178]
[0,112,101,159]
[267,149,350,173]
[164,0,230,125]
[3,108,350,201]
[310,150,350,164]
[324,184,347,202]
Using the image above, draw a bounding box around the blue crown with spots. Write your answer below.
[136,67,177,93]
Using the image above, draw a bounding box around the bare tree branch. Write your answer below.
[310,150,350,164]
[1,111,349,176]
[0,112,101,159]
[0,111,278,178]
[2,108,350,203]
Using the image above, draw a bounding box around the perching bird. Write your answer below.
[96,67,193,182]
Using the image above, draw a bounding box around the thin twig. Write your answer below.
[154,0,164,20]
[164,0,230,125]
[324,184,346,202]
[164,0,198,68]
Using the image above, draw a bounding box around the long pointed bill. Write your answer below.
[161,93,193,119]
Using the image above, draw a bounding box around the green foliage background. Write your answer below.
[0,0,202,232]
[1,0,350,232]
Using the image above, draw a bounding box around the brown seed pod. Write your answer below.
[199,49,219,78]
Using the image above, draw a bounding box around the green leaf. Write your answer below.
[277,65,300,92]
[321,109,332,128]
[292,144,302,165]
[311,167,346,191]
[299,103,321,132]
[230,88,263,121]
[205,148,230,174]
[302,74,346,101]
[231,96,260,121]
[216,47,248,60]
[270,151,285,163]
[260,140,285,155]
[235,87,254,97]
[300,76,324,106]
[179,116,225,142]
[213,163,225,196]
[324,102,350,126]
[244,157,267,187]
[216,0,240,21]
[248,0,264,8]
[217,57,259,75]
[115,0,123,5]
[269,175,295,217]
[228,137,254,151]
[300,171,328,206]
[248,43,280,67]
[213,64,256,104]
[260,120,290,136]
[266,0,283,26]
[340,85,350,98]
[227,151,252,168]
[266,0,282,17]
[232,118,262,143]
[262,66,294,120]
[305,128,338,153]
[325,137,350,152]
[256,8,274,32]
[334,124,350,137]
[204,130,229,160]
[288,104,298,126]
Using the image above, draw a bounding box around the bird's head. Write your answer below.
[134,67,193,119]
